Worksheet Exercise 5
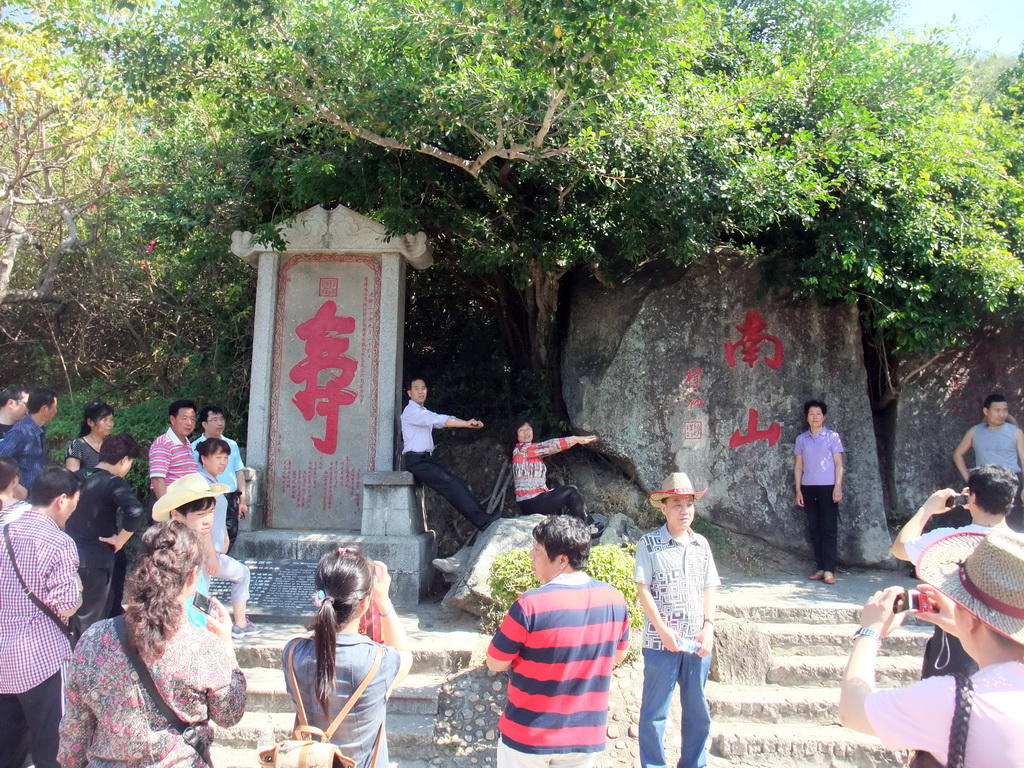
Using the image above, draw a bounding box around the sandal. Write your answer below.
[823,572,836,585]
[808,570,825,581]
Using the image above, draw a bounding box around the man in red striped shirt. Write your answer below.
[486,515,630,768]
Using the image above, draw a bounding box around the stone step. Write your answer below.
[231,611,481,675]
[214,709,435,754]
[710,722,905,767]
[707,682,840,724]
[767,655,921,688]
[762,622,931,657]
[243,667,442,716]
[719,602,863,625]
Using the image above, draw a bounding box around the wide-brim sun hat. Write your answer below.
[649,471,707,507]
[917,529,1024,644]
[152,472,229,521]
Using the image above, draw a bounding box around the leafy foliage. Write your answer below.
[487,544,644,630]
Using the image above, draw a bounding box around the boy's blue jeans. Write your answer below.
[638,647,712,768]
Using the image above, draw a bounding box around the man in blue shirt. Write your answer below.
[0,388,58,493]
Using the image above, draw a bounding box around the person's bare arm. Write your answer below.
[952,428,974,483]
[891,489,956,561]
[832,453,844,503]
[694,587,715,657]
[794,455,804,507]
[98,530,133,552]
[235,469,248,519]
[65,456,81,472]
[1015,430,1024,480]
[151,477,167,499]
[839,586,907,734]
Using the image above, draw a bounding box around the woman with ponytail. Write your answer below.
[59,521,247,767]
[283,548,413,768]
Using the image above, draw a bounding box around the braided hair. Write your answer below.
[310,548,375,716]
[124,520,204,664]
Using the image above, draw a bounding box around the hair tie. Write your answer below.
[338,547,349,556]
[314,588,335,607]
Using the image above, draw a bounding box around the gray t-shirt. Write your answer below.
[634,525,720,650]
[283,635,402,768]
[972,422,1021,472]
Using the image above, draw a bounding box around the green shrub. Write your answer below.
[487,544,644,632]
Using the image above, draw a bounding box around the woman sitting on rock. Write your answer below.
[511,418,604,537]
[283,548,412,768]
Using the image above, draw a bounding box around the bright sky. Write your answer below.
[897,0,1024,55]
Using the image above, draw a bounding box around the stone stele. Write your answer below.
[562,255,892,566]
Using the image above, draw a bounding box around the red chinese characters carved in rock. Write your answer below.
[729,408,781,448]
[681,367,704,391]
[725,311,783,369]
[290,300,359,454]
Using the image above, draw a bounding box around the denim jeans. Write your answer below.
[639,647,712,768]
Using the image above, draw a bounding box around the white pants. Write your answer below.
[214,553,250,604]
[497,740,597,768]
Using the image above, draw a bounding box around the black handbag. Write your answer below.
[908,673,974,768]
[2,524,82,649]
[113,616,213,766]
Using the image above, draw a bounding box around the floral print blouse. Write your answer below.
[59,616,247,768]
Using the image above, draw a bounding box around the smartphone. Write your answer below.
[945,493,969,508]
[893,588,933,614]
[191,591,216,617]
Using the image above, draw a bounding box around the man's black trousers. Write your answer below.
[403,451,490,529]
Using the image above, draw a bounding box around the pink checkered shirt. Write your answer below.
[149,427,198,490]
[0,510,80,693]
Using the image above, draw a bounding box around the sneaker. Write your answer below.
[589,521,607,540]
[232,619,262,637]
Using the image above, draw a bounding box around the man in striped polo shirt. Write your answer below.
[486,515,630,768]
[148,399,198,505]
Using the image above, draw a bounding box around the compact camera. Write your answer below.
[892,588,934,614]
[945,493,970,508]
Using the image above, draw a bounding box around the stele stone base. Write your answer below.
[229,472,436,612]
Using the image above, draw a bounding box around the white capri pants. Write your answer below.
[214,553,251,604]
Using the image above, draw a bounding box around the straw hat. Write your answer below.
[648,472,707,507]
[917,530,1024,643]
[152,472,229,521]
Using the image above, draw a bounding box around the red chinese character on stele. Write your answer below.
[289,300,359,454]
[729,408,781,448]
[725,311,783,369]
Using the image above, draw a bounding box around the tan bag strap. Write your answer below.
[324,646,383,740]
[286,641,384,742]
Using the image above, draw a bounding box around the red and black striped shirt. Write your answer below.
[488,575,630,755]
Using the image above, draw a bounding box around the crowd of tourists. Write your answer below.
[1,380,1023,768]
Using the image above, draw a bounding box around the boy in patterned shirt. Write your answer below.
[635,472,720,768]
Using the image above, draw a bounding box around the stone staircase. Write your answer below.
[208,602,485,768]
[709,572,933,768]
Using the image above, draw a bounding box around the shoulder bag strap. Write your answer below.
[945,673,975,768]
[3,524,75,644]
[323,646,384,740]
[285,641,310,727]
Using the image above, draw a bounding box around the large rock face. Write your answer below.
[563,256,892,566]
[893,322,1024,515]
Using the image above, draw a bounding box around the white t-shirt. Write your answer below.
[865,662,1024,767]
[904,524,999,565]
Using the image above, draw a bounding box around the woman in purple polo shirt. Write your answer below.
[794,399,845,585]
